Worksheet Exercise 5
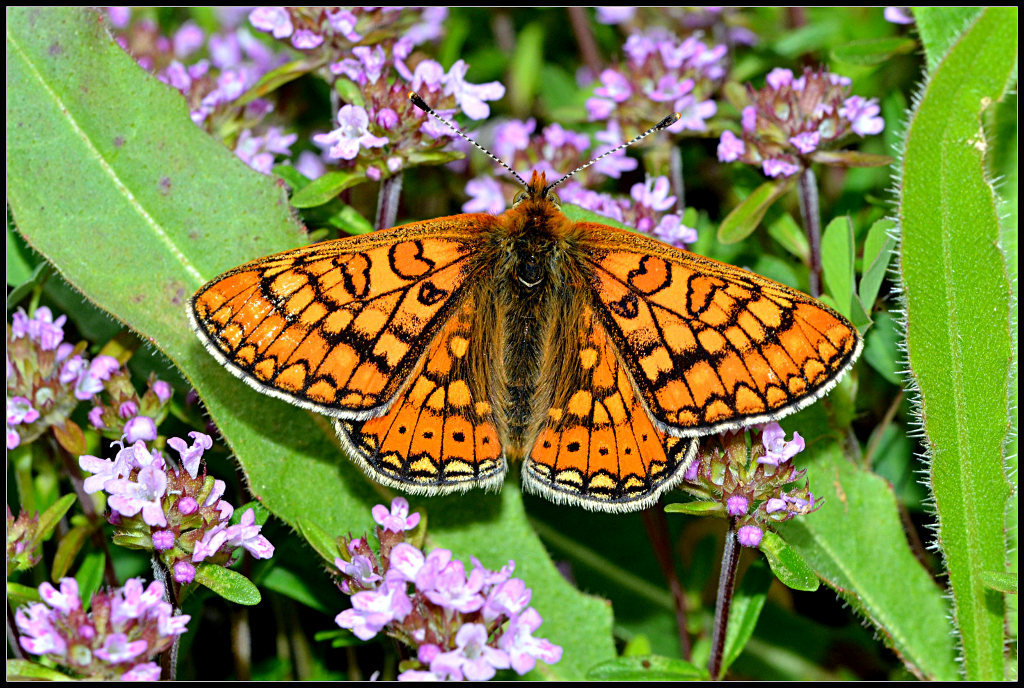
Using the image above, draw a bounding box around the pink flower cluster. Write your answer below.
[79,433,274,584]
[14,577,189,681]
[335,498,562,681]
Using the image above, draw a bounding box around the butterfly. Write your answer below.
[188,105,862,514]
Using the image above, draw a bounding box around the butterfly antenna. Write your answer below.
[409,92,529,189]
[543,112,682,195]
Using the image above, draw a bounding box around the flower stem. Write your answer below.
[709,527,740,680]
[375,172,404,231]
[641,506,692,660]
[670,145,686,212]
[797,167,823,297]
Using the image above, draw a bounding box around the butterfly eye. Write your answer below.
[545,191,561,207]
[512,190,529,207]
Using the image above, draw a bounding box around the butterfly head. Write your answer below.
[512,170,561,210]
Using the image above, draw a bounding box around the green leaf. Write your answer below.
[767,212,810,264]
[777,432,959,680]
[261,566,334,615]
[6,217,38,286]
[664,501,723,516]
[979,571,1016,594]
[6,659,74,681]
[759,530,819,592]
[858,218,897,313]
[718,178,796,244]
[563,204,634,231]
[6,581,41,607]
[831,36,918,65]
[820,216,855,321]
[897,7,1017,679]
[586,655,707,681]
[721,557,772,673]
[5,10,615,679]
[194,563,262,605]
[35,493,77,542]
[51,525,91,582]
[290,170,366,208]
[297,518,341,566]
[508,21,544,117]
[914,7,985,72]
[807,150,893,168]
[863,311,902,386]
[75,550,106,607]
[238,57,325,106]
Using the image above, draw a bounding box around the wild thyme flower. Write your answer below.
[595,7,758,48]
[78,432,274,583]
[7,507,43,574]
[14,577,189,681]
[6,307,124,450]
[683,423,822,548]
[585,27,727,135]
[717,66,886,178]
[334,497,562,680]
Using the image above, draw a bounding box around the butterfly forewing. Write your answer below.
[523,298,698,511]
[188,216,490,419]
[578,224,862,436]
[334,291,506,493]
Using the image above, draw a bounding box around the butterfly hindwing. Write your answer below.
[188,216,490,419]
[579,224,863,436]
[522,300,698,511]
[335,292,505,493]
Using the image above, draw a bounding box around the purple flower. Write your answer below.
[74,356,120,400]
[291,29,323,50]
[652,215,698,247]
[483,577,531,622]
[670,96,716,132]
[173,561,196,584]
[840,96,885,136]
[386,542,425,584]
[463,177,507,215]
[152,380,172,404]
[424,560,486,614]
[152,530,175,551]
[167,431,213,478]
[122,663,161,681]
[327,8,361,41]
[313,105,389,161]
[594,69,632,102]
[249,7,292,39]
[95,632,148,663]
[726,495,749,516]
[765,497,786,513]
[759,423,805,466]
[223,508,275,559]
[39,578,81,614]
[376,107,399,130]
[741,105,757,133]
[177,496,198,515]
[372,497,421,533]
[443,60,505,120]
[766,67,794,90]
[763,158,801,178]
[789,131,821,154]
[106,464,168,527]
[493,118,536,163]
[172,21,204,58]
[336,581,413,641]
[15,602,67,656]
[123,416,157,443]
[192,525,228,563]
[79,443,135,494]
[884,7,914,24]
[431,623,510,681]
[498,608,563,675]
[737,525,763,548]
[718,131,747,164]
[118,401,139,419]
[294,150,326,180]
[338,553,383,588]
[596,7,636,24]
[7,396,40,426]
[631,176,676,212]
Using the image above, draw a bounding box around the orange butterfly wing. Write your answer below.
[334,291,505,493]
[578,224,863,436]
[522,301,698,511]
[188,216,489,419]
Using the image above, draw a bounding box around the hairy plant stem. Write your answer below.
[567,7,603,78]
[797,167,823,297]
[709,527,740,680]
[641,506,692,660]
[670,145,686,213]
[375,172,403,231]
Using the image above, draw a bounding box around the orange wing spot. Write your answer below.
[699,302,731,328]
[629,257,668,293]
[655,378,695,413]
[704,399,732,423]
[787,376,808,395]
[248,314,287,353]
[305,258,338,277]
[349,362,387,397]
[442,415,475,460]
[723,325,753,352]
[276,363,308,392]
[557,426,590,471]
[779,328,817,368]
[373,331,411,369]
[352,305,389,339]
[475,401,492,416]
[747,297,783,328]
[307,380,337,404]
[390,242,437,277]
[238,296,275,337]
[285,330,329,372]
[425,387,446,411]
[207,302,235,327]
[743,350,776,392]
[697,328,728,355]
[716,351,756,393]
[675,409,699,426]
[684,359,726,407]
[407,376,436,405]
[803,358,827,385]
[548,407,564,422]
[299,301,329,328]
[765,385,789,408]
[687,276,718,315]
[320,342,359,384]
[567,390,593,417]
[735,309,766,340]
[235,345,256,366]
[447,380,472,407]
[221,323,244,349]
[724,282,753,300]
[253,358,276,381]
[661,318,698,355]
[270,270,307,300]
[475,422,500,460]
[815,338,840,364]
[321,308,354,335]
[762,344,800,380]
[734,385,765,414]
[338,255,370,294]
[532,428,557,466]
[580,347,598,369]
[285,284,316,314]
[261,325,305,364]
[639,346,673,381]
[592,403,611,424]
[449,336,469,358]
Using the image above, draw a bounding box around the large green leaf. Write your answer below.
[777,411,958,680]
[896,7,1017,680]
[5,7,614,678]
